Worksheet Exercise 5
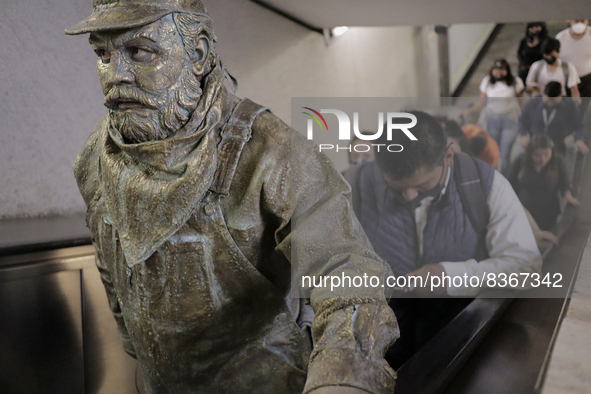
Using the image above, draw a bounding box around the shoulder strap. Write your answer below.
[535,61,571,94]
[453,152,490,259]
[561,61,571,96]
[209,98,269,196]
[533,61,543,83]
[562,61,570,84]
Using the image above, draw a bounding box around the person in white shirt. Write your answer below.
[556,19,591,109]
[526,38,582,104]
[460,59,524,174]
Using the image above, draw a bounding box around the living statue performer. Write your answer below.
[65,1,398,393]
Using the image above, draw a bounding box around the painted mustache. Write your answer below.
[104,85,166,110]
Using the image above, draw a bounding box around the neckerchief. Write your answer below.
[98,58,233,266]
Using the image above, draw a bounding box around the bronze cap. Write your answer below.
[65,0,207,35]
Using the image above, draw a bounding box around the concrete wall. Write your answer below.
[0,0,422,219]
[208,0,422,122]
[449,23,497,92]
[0,0,106,219]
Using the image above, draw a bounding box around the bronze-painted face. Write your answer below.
[89,14,202,143]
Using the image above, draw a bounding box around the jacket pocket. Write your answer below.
[142,239,216,323]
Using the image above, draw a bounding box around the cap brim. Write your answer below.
[65,5,172,35]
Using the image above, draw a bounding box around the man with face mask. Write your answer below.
[350,111,542,369]
[65,1,398,394]
[520,81,589,155]
[526,38,581,103]
[556,19,591,109]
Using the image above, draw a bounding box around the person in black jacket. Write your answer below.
[517,22,548,84]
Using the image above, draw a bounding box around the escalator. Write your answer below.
[1,133,589,394]
[0,220,145,394]
[396,143,590,394]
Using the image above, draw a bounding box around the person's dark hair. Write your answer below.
[525,22,548,40]
[375,111,447,180]
[489,58,516,86]
[541,38,561,55]
[442,119,471,155]
[521,133,559,181]
[544,81,562,97]
[470,134,488,157]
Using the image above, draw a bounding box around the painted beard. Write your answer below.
[105,66,203,143]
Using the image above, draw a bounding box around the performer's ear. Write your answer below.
[193,37,209,75]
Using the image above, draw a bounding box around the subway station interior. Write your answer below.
[2,1,591,393]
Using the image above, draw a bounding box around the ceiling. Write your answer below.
[251,0,591,28]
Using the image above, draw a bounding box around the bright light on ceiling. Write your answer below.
[332,26,349,37]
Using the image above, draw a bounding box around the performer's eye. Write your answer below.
[129,47,153,62]
[94,49,111,63]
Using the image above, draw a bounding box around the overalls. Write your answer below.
[94,99,311,394]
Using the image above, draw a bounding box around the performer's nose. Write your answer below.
[104,52,135,88]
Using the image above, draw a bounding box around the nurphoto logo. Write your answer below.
[302,108,418,153]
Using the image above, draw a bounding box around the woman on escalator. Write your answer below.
[460,59,524,175]
[509,134,579,232]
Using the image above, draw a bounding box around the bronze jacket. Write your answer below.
[74,91,398,394]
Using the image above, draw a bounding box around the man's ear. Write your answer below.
[444,145,455,167]
[192,37,210,75]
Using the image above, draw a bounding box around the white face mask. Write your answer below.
[571,22,588,35]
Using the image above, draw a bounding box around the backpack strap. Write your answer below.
[209,98,269,196]
[562,61,571,97]
[533,61,543,83]
[453,152,490,260]
[535,60,572,96]
[561,61,570,85]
